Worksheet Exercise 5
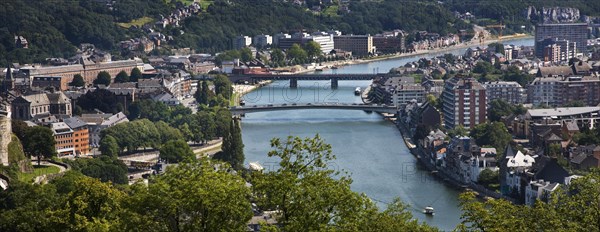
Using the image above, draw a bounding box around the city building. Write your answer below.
[373,30,406,54]
[80,112,129,147]
[527,76,600,106]
[232,35,252,50]
[63,117,90,156]
[277,33,335,54]
[51,122,75,156]
[252,34,273,48]
[334,35,375,56]
[534,23,587,58]
[272,33,291,46]
[20,59,143,89]
[543,43,562,63]
[372,76,425,105]
[483,81,525,104]
[11,92,72,120]
[441,77,487,129]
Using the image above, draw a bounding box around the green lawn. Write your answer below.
[117,17,154,29]
[230,92,239,106]
[18,165,60,182]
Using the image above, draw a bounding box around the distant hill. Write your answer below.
[0,0,171,66]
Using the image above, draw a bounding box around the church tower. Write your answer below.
[2,64,15,93]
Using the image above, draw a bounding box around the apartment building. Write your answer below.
[483,81,525,104]
[527,76,600,106]
[535,23,587,58]
[442,77,487,129]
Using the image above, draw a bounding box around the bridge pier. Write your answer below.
[290,79,298,88]
[331,78,338,89]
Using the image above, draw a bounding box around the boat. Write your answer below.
[331,66,338,69]
[354,87,362,95]
[423,206,435,216]
[315,68,324,72]
[248,162,264,172]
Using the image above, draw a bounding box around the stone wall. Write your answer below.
[0,112,11,166]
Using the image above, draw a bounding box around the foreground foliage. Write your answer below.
[457,170,600,231]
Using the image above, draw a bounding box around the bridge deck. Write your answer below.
[230,103,398,114]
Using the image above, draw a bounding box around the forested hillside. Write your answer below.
[2,0,600,65]
[0,0,171,66]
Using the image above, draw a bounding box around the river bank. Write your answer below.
[394,119,515,202]
[278,34,532,74]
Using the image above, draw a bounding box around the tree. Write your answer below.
[473,61,495,75]
[271,48,285,62]
[240,47,253,62]
[65,177,124,229]
[488,99,515,122]
[69,74,85,87]
[470,122,512,155]
[11,119,30,141]
[99,135,119,158]
[304,41,322,59]
[93,71,112,86]
[447,125,468,138]
[215,119,244,169]
[477,169,499,189]
[125,159,253,231]
[286,43,308,62]
[458,171,600,231]
[488,42,505,54]
[155,121,184,145]
[159,140,194,163]
[213,75,232,99]
[65,156,129,184]
[130,67,142,82]
[114,70,129,83]
[194,81,213,105]
[24,126,56,165]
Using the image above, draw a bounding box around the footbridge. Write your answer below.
[229,103,398,115]
[228,73,388,88]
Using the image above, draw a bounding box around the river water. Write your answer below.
[240,38,534,230]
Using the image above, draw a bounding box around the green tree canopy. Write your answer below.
[470,122,512,155]
[240,47,253,62]
[23,126,56,165]
[69,74,85,87]
[125,159,253,231]
[99,135,119,158]
[159,140,194,163]
[93,71,112,86]
[129,67,142,82]
[304,41,322,58]
[286,44,308,62]
[114,70,129,83]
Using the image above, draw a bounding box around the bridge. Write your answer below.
[229,73,388,88]
[229,103,399,115]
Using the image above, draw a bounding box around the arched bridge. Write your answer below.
[229,73,389,88]
[229,103,399,115]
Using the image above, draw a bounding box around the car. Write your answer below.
[253,105,257,107]
[282,103,287,106]
[292,103,297,106]
[352,103,357,105]
[307,103,312,105]
[267,104,274,107]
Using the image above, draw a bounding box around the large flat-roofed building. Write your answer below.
[527,76,600,107]
[277,34,335,54]
[442,77,487,129]
[525,107,600,129]
[535,23,588,58]
[21,59,143,90]
[483,81,525,104]
[334,35,374,56]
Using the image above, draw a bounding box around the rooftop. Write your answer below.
[527,107,600,118]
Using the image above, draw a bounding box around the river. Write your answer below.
[240,37,534,231]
